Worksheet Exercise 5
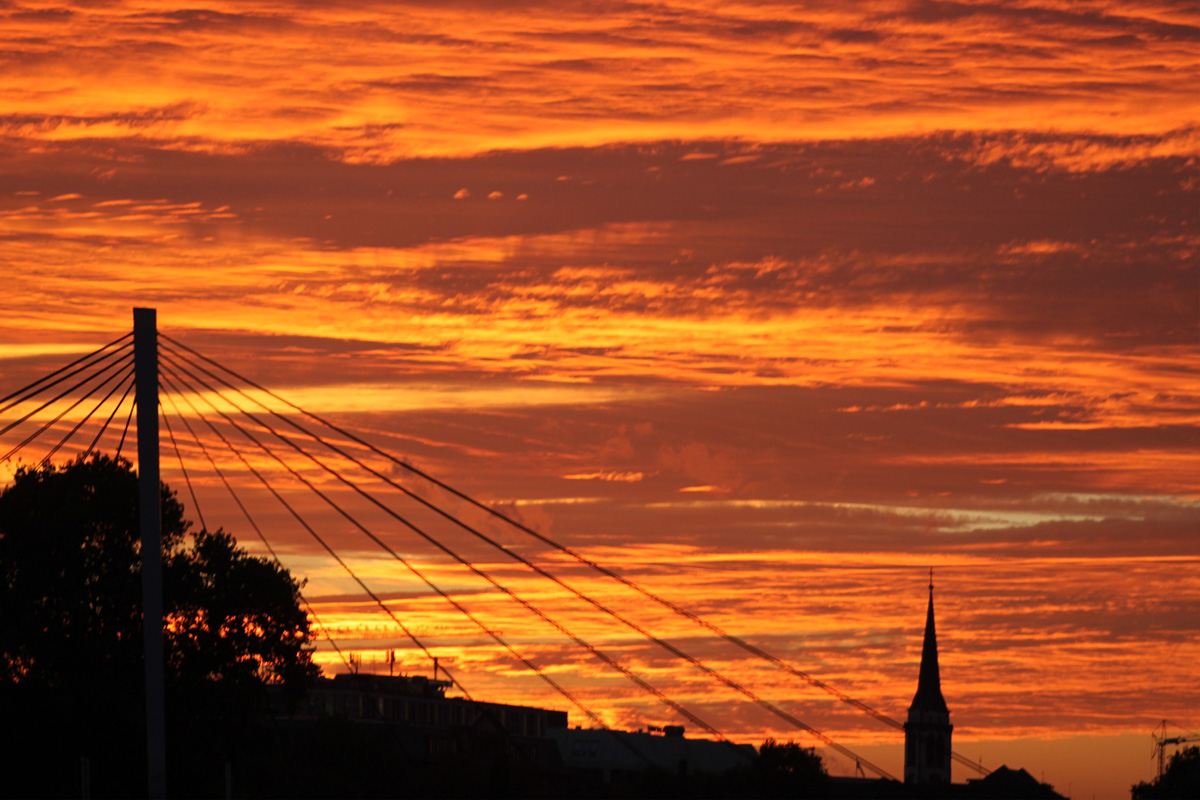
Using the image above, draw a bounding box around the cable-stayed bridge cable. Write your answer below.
[159,372,471,699]
[0,332,132,413]
[159,387,352,673]
[160,338,883,712]
[0,346,132,438]
[161,364,614,730]
[159,351,735,745]
[160,381,626,777]
[167,341,991,774]
[2,355,134,462]
[156,335,965,776]
[158,345,889,773]
[160,367,667,773]
[158,353,730,738]
[160,397,207,532]
[160,384,606,775]
[83,374,136,459]
[0,330,992,777]
[116,396,135,459]
[41,367,134,465]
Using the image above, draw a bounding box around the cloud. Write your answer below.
[889,1,1200,42]
[562,471,644,482]
[828,28,886,44]
[1,1,1196,157]
[0,102,206,136]
[658,442,743,493]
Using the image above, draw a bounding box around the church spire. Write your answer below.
[911,570,948,713]
[904,569,952,785]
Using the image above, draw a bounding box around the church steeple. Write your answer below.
[904,571,952,785]
[912,571,948,713]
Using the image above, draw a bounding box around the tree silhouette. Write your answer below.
[0,454,318,797]
[752,738,829,797]
[1132,746,1200,800]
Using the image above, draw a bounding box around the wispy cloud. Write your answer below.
[1,1,1196,156]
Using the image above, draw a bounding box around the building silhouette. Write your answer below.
[548,723,755,783]
[292,671,567,743]
[904,575,953,785]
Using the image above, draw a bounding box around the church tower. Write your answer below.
[904,573,952,785]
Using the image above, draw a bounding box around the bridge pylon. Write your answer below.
[134,307,166,800]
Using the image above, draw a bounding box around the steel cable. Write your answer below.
[160,351,733,745]
[159,344,890,773]
[158,333,988,773]
[82,375,135,459]
[1,346,133,437]
[160,398,207,532]
[40,366,135,465]
[160,362,671,771]
[159,385,352,674]
[0,332,132,413]
[159,371,470,699]
[2,355,134,462]
[115,397,135,459]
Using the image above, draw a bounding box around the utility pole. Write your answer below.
[135,307,166,799]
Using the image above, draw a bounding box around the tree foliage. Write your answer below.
[756,738,826,777]
[1132,746,1200,800]
[0,454,318,797]
[753,738,829,796]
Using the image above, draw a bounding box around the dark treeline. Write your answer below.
[0,455,315,798]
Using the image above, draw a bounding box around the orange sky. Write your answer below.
[1,2,1198,798]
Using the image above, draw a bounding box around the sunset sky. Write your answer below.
[1,1,1198,797]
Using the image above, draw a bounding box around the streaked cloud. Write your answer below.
[1,1,1197,157]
